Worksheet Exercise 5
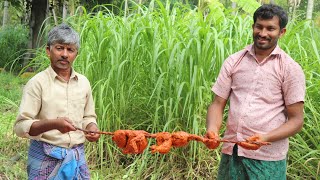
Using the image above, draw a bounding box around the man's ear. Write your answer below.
[279,28,286,38]
[46,46,50,56]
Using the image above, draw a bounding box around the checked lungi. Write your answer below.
[27,140,90,180]
[217,145,286,180]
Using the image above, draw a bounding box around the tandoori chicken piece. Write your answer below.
[150,132,172,154]
[171,131,204,147]
[150,131,206,153]
[112,130,148,154]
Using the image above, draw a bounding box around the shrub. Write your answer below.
[0,25,28,72]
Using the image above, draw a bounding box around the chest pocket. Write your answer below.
[68,79,88,113]
[253,67,283,104]
[70,89,87,111]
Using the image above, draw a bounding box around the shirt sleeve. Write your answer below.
[212,56,233,100]
[282,61,306,105]
[14,79,42,140]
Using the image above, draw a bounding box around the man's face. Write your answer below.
[252,16,286,51]
[46,43,78,71]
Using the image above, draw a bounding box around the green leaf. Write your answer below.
[231,0,261,15]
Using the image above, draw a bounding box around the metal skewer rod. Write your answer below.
[75,127,114,135]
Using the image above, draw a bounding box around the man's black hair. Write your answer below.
[253,4,288,29]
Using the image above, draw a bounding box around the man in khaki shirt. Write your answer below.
[14,23,100,179]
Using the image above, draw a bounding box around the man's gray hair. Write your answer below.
[47,23,80,50]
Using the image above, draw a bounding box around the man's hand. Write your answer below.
[84,123,100,142]
[238,134,265,150]
[56,117,76,133]
[204,131,220,149]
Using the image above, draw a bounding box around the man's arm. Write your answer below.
[204,95,227,149]
[240,102,304,150]
[260,102,304,142]
[29,117,76,136]
[206,95,228,135]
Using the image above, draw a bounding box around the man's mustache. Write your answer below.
[255,36,271,41]
[58,59,69,63]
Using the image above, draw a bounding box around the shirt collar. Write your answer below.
[245,44,281,59]
[48,66,78,81]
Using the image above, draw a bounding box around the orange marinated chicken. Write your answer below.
[110,129,270,154]
[188,134,205,142]
[112,130,148,154]
[150,131,206,153]
[150,132,172,154]
[171,131,204,147]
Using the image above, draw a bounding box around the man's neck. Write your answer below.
[53,67,71,81]
[254,46,275,63]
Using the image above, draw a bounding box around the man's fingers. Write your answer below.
[246,135,260,141]
[238,142,260,150]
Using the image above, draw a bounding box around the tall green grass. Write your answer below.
[72,2,250,175]
[283,20,320,179]
[9,1,320,179]
[0,72,28,179]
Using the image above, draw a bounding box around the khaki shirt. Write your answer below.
[213,44,305,161]
[14,66,97,148]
